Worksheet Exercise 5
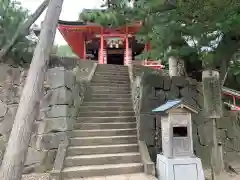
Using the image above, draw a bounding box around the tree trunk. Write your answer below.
[213,34,240,81]
[0,0,64,179]
[0,0,50,61]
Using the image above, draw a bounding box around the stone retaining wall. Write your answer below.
[0,59,97,173]
[131,65,240,169]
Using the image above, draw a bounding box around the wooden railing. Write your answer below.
[222,87,240,111]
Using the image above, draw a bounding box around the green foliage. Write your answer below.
[80,0,240,64]
[0,0,36,65]
[79,0,134,27]
[55,45,77,57]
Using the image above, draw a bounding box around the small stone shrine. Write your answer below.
[153,99,205,180]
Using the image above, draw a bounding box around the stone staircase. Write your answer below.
[62,64,144,179]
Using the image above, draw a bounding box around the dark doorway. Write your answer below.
[107,53,124,65]
[173,126,188,137]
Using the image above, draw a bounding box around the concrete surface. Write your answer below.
[69,173,157,180]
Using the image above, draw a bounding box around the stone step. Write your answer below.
[62,163,143,178]
[74,122,136,130]
[83,102,133,106]
[79,105,133,112]
[84,95,131,100]
[94,73,130,77]
[70,135,138,146]
[95,72,128,75]
[97,64,129,69]
[67,144,139,156]
[78,111,135,117]
[90,84,130,89]
[90,86,130,91]
[91,82,130,87]
[96,66,129,71]
[91,81,130,86]
[86,93,131,98]
[68,128,137,137]
[84,97,132,102]
[76,116,136,123]
[90,90,132,95]
[96,66,129,70]
[65,152,141,167]
[86,90,131,95]
[95,71,129,75]
[92,77,130,81]
[91,93,131,97]
[90,88,131,93]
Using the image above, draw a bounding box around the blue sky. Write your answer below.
[19,0,103,45]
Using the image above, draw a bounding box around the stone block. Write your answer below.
[171,76,189,88]
[163,76,171,90]
[217,129,227,139]
[73,66,90,82]
[147,146,157,162]
[216,116,233,130]
[38,117,74,134]
[0,136,6,164]
[192,113,206,126]
[48,87,73,105]
[198,121,214,146]
[36,132,68,150]
[142,74,164,89]
[0,65,21,85]
[140,95,165,113]
[46,67,75,89]
[0,104,17,136]
[140,114,155,130]
[180,86,197,98]
[193,141,211,167]
[0,136,6,150]
[7,68,22,85]
[139,114,155,146]
[168,84,180,99]
[36,150,57,172]
[44,105,71,118]
[0,101,7,117]
[0,65,9,84]
[25,147,45,166]
[188,78,198,86]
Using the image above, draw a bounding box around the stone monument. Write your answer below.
[153,99,205,180]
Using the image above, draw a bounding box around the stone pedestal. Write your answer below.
[156,154,205,180]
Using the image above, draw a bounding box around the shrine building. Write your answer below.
[58,20,163,68]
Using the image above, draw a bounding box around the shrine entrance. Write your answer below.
[58,20,162,67]
[107,48,124,65]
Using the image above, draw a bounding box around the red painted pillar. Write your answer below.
[125,36,129,65]
[233,96,236,106]
[99,33,104,64]
[83,40,86,59]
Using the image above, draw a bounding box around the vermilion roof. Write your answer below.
[58,20,142,58]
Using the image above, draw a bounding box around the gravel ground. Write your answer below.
[21,173,50,180]
[204,169,240,180]
[20,172,240,180]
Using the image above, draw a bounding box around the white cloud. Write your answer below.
[19,0,103,45]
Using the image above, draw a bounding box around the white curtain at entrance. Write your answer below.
[98,48,107,64]
[124,48,132,65]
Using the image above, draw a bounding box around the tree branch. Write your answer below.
[0,0,50,61]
